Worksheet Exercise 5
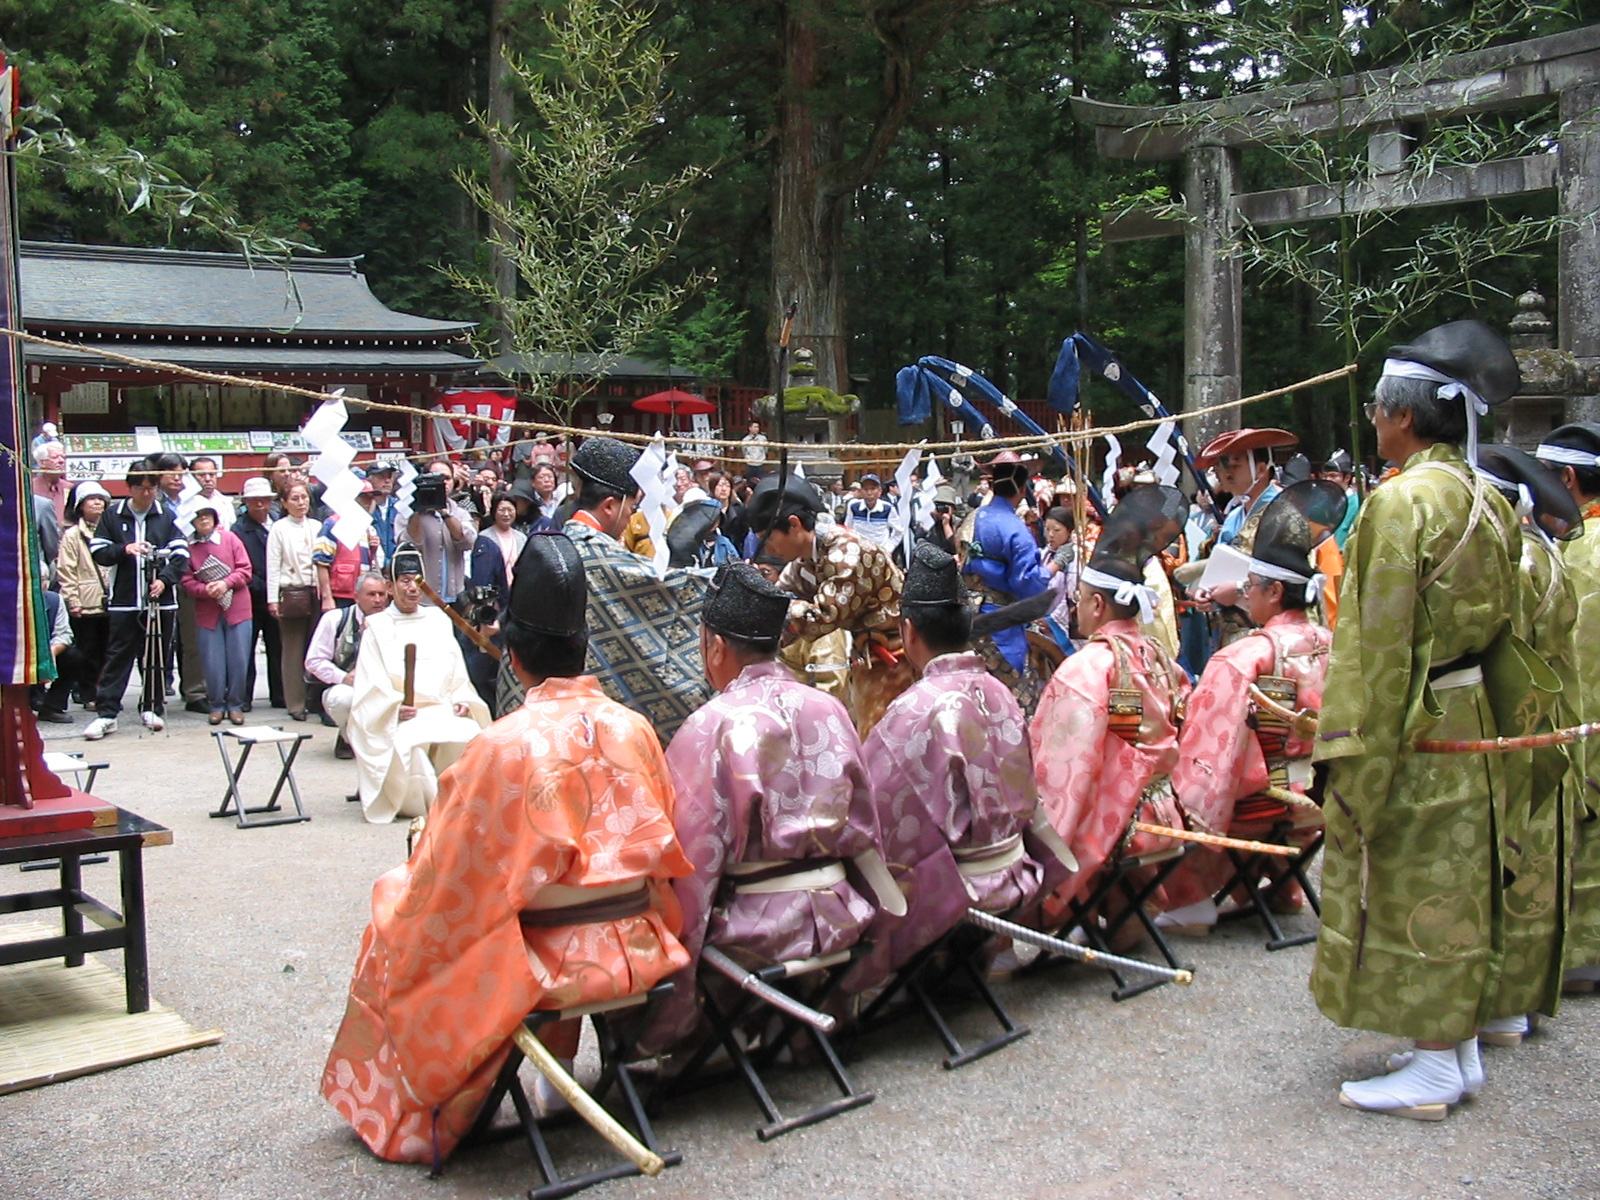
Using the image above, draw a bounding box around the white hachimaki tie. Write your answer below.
[1080,565,1157,625]
[1535,442,1600,469]
[1380,358,1490,468]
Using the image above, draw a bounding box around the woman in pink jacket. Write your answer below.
[181,503,254,724]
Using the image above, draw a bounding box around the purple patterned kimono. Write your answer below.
[846,652,1068,993]
[640,659,884,1054]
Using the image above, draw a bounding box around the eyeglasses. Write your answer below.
[1364,402,1381,422]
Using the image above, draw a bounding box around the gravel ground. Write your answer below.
[4,678,1598,1200]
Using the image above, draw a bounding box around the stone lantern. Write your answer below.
[1495,286,1600,452]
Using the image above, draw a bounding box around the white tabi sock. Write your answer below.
[1342,1046,1463,1118]
[1454,1037,1485,1095]
[1385,1038,1486,1098]
[532,1057,575,1115]
[1153,898,1218,929]
[1480,1013,1529,1035]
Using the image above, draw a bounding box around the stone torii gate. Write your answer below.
[1071,26,1600,446]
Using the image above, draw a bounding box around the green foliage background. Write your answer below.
[4,0,1595,458]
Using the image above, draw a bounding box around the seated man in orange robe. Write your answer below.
[321,531,693,1164]
[1031,485,1192,934]
[1161,481,1343,933]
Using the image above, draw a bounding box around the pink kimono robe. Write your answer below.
[847,652,1071,992]
[641,659,883,1054]
[1030,619,1188,917]
[1165,610,1330,908]
[321,676,692,1163]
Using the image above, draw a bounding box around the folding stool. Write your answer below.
[1212,817,1324,950]
[1049,843,1196,1001]
[22,753,114,872]
[210,726,312,828]
[856,919,1029,1070]
[463,985,682,1200]
[654,945,875,1141]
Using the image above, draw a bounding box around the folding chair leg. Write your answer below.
[875,929,1030,1070]
[457,993,683,1200]
[1214,827,1323,951]
[1053,851,1193,1001]
[671,954,875,1141]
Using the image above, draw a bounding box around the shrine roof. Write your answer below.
[20,242,475,341]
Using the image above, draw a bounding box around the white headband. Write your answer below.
[1475,469,1535,522]
[1081,565,1157,625]
[1381,358,1489,467]
[1535,443,1600,469]
[1243,556,1326,605]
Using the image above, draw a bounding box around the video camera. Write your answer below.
[411,472,448,513]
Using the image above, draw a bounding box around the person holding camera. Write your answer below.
[84,461,190,740]
[405,462,476,605]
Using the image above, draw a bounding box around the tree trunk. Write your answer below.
[770,5,849,394]
[487,0,517,344]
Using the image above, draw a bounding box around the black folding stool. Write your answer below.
[462,984,682,1200]
[1048,842,1196,1001]
[1211,820,1325,950]
[210,726,312,828]
[654,945,874,1141]
[855,918,1029,1069]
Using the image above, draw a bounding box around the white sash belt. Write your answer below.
[1431,664,1483,691]
[955,833,1026,878]
[727,860,848,895]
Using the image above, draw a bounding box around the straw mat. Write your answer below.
[0,921,223,1094]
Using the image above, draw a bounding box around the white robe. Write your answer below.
[348,604,490,823]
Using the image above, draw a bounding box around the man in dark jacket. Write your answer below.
[84,460,189,740]
[232,476,284,712]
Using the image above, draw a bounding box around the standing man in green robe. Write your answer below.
[1311,320,1529,1121]
[1534,422,1600,992]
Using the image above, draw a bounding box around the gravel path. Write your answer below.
[5,689,1597,1200]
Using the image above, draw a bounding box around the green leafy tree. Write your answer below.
[636,288,749,383]
[445,0,709,423]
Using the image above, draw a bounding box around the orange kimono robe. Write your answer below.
[321,675,693,1164]
[1030,619,1188,919]
[1165,610,1330,908]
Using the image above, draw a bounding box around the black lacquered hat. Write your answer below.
[508,532,588,636]
[901,541,965,608]
[1478,443,1583,541]
[569,436,643,494]
[703,562,791,646]
[388,541,425,579]
[1386,319,1521,407]
[745,473,824,531]
[1252,480,1347,578]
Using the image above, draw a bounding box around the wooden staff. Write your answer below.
[415,576,503,660]
[509,1025,665,1177]
[402,643,416,708]
[964,908,1193,985]
[1131,821,1301,858]
[1416,722,1600,754]
[1247,683,1319,740]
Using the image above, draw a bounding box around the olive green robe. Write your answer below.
[1311,444,1524,1042]
[1561,510,1600,971]
[1491,528,1575,1018]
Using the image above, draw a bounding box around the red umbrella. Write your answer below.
[632,388,716,417]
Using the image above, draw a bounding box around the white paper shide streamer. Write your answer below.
[1146,420,1180,488]
[1100,434,1122,511]
[303,391,372,550]
[891,443,924,566]
[631,435,675,581]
